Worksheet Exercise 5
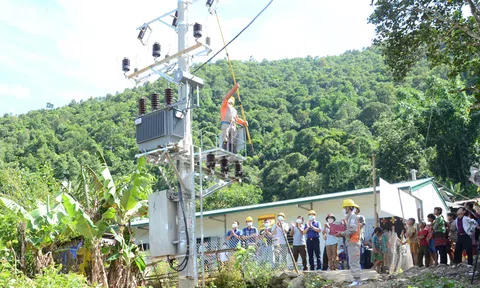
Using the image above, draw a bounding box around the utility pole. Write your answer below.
[177,1,196,287]
[372,153,378,227]
[126,2,244,287]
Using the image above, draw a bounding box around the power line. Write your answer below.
[192,0,275,73]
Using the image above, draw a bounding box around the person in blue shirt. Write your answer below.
[242,216,258,247]
[226,221,242,249]
[304,210,322,270]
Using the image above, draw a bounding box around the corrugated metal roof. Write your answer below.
[130,178,433,227]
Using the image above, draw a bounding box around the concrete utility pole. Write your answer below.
[177,1,196,287]
[372,153,378,227]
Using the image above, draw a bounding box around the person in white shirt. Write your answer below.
[454,207,478,265]
[323,213,339,270]
[271,212,289,268]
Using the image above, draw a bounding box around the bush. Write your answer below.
[210,260,243,288]
[404,273,468,288]
[0,265,94,288]
[210,246,275,288]
[149,261,178,288]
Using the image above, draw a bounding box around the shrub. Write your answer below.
[0,265,94,288]
[210,260,243,288]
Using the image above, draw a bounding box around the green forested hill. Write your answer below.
[1,48,479,209]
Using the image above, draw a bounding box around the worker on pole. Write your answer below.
[335,199,362,287]
[220,83,247,153]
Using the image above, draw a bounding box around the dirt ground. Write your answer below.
[291,263,480,288]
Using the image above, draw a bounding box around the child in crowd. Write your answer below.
[426,221,438,266]
[338,244,347,270]
[371,227,386,273]
[417,222,430,267]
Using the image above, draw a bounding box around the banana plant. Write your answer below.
[0,195,72,274]
[68,152,153,287]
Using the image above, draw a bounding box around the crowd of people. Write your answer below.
[208,200,480,287]
[217,198,366,286]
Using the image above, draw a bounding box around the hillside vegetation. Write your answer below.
[1,48,479,210]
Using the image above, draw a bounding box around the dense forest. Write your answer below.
[1,48,479,211]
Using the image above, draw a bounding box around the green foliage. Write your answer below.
[369,0,480,106]
[403,273,468,288]
[0,49,479,207]
[233,245,273,288]
[0,265,94,288]
[210,260,243,288]
[201,183,263,211]
[303,273,334,288]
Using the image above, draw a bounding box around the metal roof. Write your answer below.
[130,178,434,228]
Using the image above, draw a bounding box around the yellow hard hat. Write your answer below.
[245,216,253,222]
[308,210,316,216]
[278,212,285,218]
[342,199,356,208]
[228,97,235,105]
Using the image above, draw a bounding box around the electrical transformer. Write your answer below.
[135,108,185,151]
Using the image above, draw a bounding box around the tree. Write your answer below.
[369,0,480,104]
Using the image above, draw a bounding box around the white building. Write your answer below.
[131,177,449,255]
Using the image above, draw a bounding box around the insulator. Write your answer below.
[220,157,229,173]
[151,93,160,110]
[152,42,161,58]
[206,36,211,46]
[122,57,130,72]
[235,161,243,177]
[193,23,202,39]
[172,11,178,27]
[165,88,173,105]
[206,0,214,8]
[137,26,147,40]
[138,97,147,115]
[206,153,215,170]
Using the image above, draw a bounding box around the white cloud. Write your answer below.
[0,84,31,99]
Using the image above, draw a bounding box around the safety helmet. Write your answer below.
[308,210,316,216]
[245,216,253,222]
[228,97,235,105]
[278,212,285,218]
[325,213,336,221]
[342,198,356,208]
[353,203,360,212]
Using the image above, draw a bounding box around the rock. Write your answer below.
[287,275,304,288]
[282,279,291,288]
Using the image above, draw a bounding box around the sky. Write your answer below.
[0,0,376,115]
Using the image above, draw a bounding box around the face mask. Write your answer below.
[247,222,252,227]
[264,223,269,228]
[309,215,315,221]
[328,219,334,224]
[278,216,284,221]
[342,208,347,215]
[296,219,302,224]
[232,223,238,229]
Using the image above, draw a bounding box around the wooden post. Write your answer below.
[373,153,379,228]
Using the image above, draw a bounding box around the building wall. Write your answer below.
[411,184,448,221]
[132,182,446,258]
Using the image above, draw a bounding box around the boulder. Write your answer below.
[287,275,304,288]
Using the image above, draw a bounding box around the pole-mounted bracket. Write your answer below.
[201,180,234,198]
